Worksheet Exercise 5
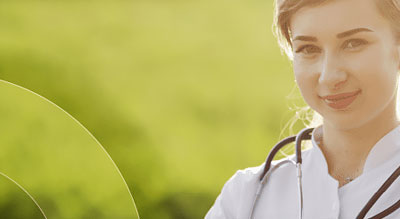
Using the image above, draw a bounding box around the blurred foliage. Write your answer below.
[0,174,44,218]
[0,81,138,218]
[0,0,307,218]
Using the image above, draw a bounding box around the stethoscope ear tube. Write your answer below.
[254,127,313,219]
[295,128,313,164]
[294,128,313,219]
[259,128,314,181]
[259,135,296,181]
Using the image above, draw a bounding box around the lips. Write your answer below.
[320,90,361,110]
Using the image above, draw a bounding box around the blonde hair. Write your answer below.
[273,0,400,60]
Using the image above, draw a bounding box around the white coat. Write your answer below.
[206,125,400,219]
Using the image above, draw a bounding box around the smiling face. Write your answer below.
[290,0,400,130]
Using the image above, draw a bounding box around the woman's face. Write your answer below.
[291,0,400,130]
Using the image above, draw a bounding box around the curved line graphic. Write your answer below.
[0,171,47,219]
[0,79,140,218]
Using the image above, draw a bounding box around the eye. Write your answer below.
[342,39,368,50]
[295,45,321,55]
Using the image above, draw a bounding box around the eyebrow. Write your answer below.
[293,28,374,42]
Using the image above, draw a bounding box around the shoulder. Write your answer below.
[228,149,313,186]
[231,164,264,184]
[206,150,313,218]
[205,164,264,218]
[205,156,296,218]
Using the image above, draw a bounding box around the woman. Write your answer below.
[206,0,400,218]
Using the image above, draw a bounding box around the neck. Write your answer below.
[319,100,400,185]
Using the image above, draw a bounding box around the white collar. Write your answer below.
[363,125,400,172]
[306,125,400,174]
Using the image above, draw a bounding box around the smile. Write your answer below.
[320,90,362,110]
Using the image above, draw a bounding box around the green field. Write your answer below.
[0,0,308,218]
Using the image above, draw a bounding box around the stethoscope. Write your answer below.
[249,127,400,219]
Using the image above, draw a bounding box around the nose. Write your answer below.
[318,53,347,91]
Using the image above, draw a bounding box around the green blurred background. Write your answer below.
[0,0,307,218]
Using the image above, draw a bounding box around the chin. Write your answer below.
[315,105,369,131]
[321,105,389,131]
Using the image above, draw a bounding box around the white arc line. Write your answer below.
[0,172,47,219]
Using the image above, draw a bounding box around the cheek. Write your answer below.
[293,63,318,104]
[355,47,397,91]
[347,52,381,91]
[349,46,398,108]
[293,60,312,86]
[293,63,306,92]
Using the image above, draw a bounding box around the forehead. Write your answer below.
[290,0,391,38]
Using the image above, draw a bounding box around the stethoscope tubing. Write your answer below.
[251,127,313,219]
[356,163,400,218]
[259,128,313,181]
[249,127,400,219]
